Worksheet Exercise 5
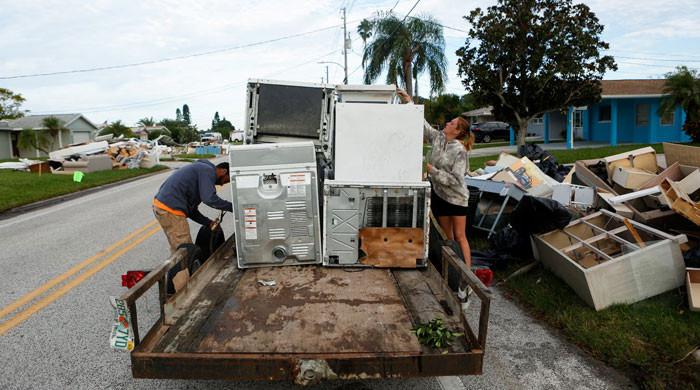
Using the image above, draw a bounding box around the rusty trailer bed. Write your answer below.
[122,238,491,385]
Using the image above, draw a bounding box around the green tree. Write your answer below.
[659,66,700,142]
[0,87,27,119]
[98,120,133,138]
[211,111,221,129]
[423,93,475,127]
[357,19,374,46]
[175,108,183,122]
[211,117,235,139]
[456,0,616,145]
[17,116,67,154]
[138,116,155,126]
[362,13,447,99]
[182,104,191,125]
[147,127,171,140]
[159,118,198,143]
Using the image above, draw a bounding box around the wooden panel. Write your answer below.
[638,162,683,190]
[358,227,424,268]
[196,266,421,354]
[664,142,700,168]
[688,269,700,312]
[533,236,595,307]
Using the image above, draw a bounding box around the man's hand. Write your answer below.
[209,219,219,231]
[396,88,412,104]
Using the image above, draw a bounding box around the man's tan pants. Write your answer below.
[152,206,192,253]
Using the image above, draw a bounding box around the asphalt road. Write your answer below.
[0,160,634,390]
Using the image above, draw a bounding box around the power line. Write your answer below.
[613,55,700,64]
[616,61,681,69]
[32,49,341,115]
[406,16,468,33]
[605,48,700,60]
[0,24,344,80]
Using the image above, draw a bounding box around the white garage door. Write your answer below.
[73,132,91,144]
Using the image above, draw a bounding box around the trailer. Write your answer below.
[118,229,492,385]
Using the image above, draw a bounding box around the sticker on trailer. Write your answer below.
[244,207,258,240]
[109,296,134,351]
[282,173,310,197]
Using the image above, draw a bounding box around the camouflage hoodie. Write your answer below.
[424,120,469,207]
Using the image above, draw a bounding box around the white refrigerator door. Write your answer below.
[334,103,424,183]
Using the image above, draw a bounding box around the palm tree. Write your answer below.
[659,66,700,141]
[98,120,133,138]
[138,116,156,127]
[17,116,67,155]
[357,19,374,47]
[362,13,447,99]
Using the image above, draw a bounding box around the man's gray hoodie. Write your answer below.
[154,160,233,225]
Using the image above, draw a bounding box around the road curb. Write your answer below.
[0,168,170,221]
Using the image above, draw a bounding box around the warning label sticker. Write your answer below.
[282,172,310,198]
[244,207,257,240]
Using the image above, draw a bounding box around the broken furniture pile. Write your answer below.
[0,137,171,174]
[469,142,700,311]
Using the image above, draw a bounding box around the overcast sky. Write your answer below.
[1,0,699,129]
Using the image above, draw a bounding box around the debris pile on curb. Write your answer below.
[468,142,700,311]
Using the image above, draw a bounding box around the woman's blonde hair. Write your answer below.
[456,116,474,151]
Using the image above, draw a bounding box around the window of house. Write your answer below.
[531,115,544,125]
[661,110,675,126]
[599,105,611,122]
[636,104,650,127]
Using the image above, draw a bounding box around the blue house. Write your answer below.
[537,79,690,148]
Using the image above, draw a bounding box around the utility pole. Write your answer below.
[325,66,329,84]
[342,7,348,84]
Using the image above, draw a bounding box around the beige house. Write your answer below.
[0,114,98,159]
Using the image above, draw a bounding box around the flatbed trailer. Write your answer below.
[120,233,492,385]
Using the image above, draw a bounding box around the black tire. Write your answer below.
[483,134,492,143]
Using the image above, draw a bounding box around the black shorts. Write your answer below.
[431,191,469,217]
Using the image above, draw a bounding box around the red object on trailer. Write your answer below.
[121,270,149,289]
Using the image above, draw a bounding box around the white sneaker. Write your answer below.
[457,286,468,300]
[459,286,473,312]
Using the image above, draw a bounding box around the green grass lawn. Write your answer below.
[0,166,168,212]
[501,264,700,389]
[473,141,510,149]
[469,143,665,171]
[174,153,216,160]
[466,141,699,388]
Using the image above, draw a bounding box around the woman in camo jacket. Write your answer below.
[398,89,474,267]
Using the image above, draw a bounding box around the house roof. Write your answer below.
[0,114,99,131]
[600,79,666,97]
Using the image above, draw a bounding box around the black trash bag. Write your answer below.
[684,247,700,268]
[510,196,572,235]
[471,250,512,271]
[195,224,225,261]
[518,143,571,182]
[491,196,572,258]
[166,243,205,294]
[489,226,531,258]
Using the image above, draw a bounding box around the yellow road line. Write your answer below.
[0,220,158,321]
[0,225,162,336]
